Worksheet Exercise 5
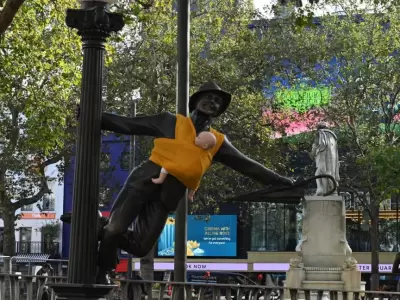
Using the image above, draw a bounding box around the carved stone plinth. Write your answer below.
[284,196,364,300]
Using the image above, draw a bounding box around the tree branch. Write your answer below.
[0,0,25,35]
[13,153,64,209]
[7,104,20,153]
[134,0,153,9]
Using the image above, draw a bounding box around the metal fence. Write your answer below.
[1,273,400,300]
[0,257,68,281]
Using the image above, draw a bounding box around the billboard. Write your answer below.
[157,215,237,257]
[274,87,331,113]
[263,85,331,138]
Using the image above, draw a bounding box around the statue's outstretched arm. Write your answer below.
[213,137,293,186]
[101,112,176,137]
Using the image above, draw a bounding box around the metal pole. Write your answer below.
[127,101,137,278]
[397,196,399,251]
[49,1,123,299]
[174,0,190,298]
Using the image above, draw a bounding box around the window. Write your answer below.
[100,153,111,170]
[42,193,55,211]
[21,204,33,211]
[391,195,400,210]
[120,151,131,170]
[19,227,32,253]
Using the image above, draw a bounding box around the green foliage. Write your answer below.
[357,145,400,198]
[39,221,61,240]
[0,0,81,255]
[267,0,400,201]
[264,0,400,288]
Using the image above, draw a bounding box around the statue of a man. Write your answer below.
[70,81,294,284]
[311,122,339,196]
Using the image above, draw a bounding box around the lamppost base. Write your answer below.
[48,283,117,300]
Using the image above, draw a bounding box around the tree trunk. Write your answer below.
[370,202,380,291]
[2,208,16,257]
[140,245,155,296]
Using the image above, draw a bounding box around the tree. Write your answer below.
[263,0,400,290]
[0,0,82,256]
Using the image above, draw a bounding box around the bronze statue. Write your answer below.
[64,81,294,284]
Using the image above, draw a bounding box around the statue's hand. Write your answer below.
[281,176,294,187]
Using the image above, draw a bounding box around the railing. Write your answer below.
[1,273,400,300]
[15,242,59,255]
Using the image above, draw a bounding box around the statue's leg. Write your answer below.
[96,162,162,284]
[117,174,186,256]
[60,161,161,232]
[96,174,185,284]
[108,161,161,216]
[96,188,159,283]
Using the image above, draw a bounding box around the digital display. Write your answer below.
[157,215,237,257]
[275,87,331,112]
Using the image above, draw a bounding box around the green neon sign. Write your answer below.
[275,87,331,112]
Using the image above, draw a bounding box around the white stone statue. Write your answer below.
[311,122,339,196]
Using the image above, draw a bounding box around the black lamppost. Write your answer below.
[49,0,123,299]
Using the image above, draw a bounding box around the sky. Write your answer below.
[253,0,272,10]
[252,0,350,17]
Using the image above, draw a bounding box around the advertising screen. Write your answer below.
[263,85,331,138]
[157,215,237,257]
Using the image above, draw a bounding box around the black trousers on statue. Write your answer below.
[97,160,186,270]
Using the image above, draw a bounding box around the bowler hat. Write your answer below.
[189,81,232,117]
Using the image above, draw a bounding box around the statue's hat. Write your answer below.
[189,81,232,117]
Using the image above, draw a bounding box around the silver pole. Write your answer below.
[128,100,137,278]
[174,0,190,298]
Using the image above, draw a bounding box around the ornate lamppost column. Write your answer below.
[49,0,123,299]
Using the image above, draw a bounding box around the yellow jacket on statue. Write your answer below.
[149,114,225,190]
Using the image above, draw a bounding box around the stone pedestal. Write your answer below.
[284,196,364,299]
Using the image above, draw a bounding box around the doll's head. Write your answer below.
[195,131,217,150]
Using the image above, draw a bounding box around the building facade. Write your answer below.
[0,163,64,262]
[62,134,131,258]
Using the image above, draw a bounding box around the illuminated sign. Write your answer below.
[157,215,237,257]
[133,262,248,271]
[20,213,56,219]
[253,263,393,273]
[275,87,331,112]
[131,262,391,273]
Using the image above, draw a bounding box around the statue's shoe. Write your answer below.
[60,212,72,223]
[60,211,108,240]
[96,269,114,285]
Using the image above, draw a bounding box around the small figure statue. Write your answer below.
[151,131,217,201]
[311,122,339,196]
